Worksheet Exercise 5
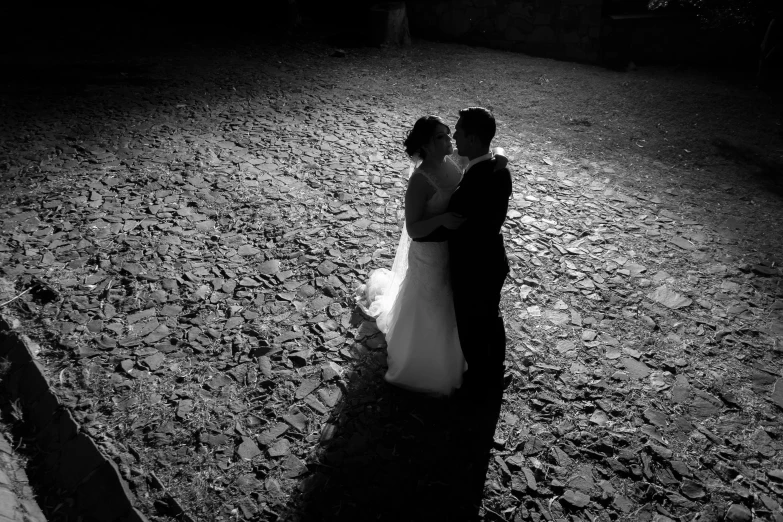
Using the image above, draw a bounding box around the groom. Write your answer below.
[416,107,512,400]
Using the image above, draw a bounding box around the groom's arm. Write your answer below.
[411,225,451,242]
[415,168,512,242]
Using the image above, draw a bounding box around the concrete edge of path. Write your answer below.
[0,312,149,522]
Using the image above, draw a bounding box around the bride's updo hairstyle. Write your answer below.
[404,115,448,160]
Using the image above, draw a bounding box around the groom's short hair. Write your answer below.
[458,107,495,147]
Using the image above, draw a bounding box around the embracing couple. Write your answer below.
[361,107,512,402]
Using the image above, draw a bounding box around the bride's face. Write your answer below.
[424,124,453,158]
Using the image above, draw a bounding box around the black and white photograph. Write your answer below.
[0,1,782,521]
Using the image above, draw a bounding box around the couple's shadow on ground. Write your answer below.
[288,326,504,522]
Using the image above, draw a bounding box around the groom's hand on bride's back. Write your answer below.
[412,213,462,242]
[492,147,509,171]
[439,212,466,230]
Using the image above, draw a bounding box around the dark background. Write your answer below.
[0,2,779,84]
[0,1,777,66]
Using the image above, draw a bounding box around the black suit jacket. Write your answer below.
[414,158,512,282]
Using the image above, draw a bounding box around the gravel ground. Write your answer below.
[1,37,782,522]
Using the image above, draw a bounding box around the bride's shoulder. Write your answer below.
[409,167,428,181]
[408,169,435,188]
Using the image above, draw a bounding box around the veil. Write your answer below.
[358,157,419,333]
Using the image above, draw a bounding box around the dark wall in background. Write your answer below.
[406,0,604,63]
[0,1,775,72]
[0,3,302,53]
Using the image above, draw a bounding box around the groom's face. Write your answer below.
[453,118,471,156]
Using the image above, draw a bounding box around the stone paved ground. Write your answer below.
[0,426,47,522]
[1,37,783,521]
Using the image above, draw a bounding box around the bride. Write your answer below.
[358,115,505,396]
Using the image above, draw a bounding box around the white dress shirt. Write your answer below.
[464,152,494,175]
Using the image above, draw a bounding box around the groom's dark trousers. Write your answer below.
[415,157,512,396]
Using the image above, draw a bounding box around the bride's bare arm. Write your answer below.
[405,174,462,238]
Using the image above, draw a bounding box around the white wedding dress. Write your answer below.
[359,157,466,396]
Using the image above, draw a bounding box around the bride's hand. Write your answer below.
[493,147,508,171]
[439,212,466,230]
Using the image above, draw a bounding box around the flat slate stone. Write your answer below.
[672,374,690,403]
[772,379,783,410]
[160,304,182,316]
[690,390,722,418]
[257,423,289,446]
[259,260,281,275]
[648,285,692,309]
[561,489,590,508]
[281,454,308,478]
[295,379,319,399]
[621,357,651,379]
[237,437,262,460]
[544,310,569,325]
[317,260,337,275]
[127,308,155,324]
[643,408,668,427]
[283,411,308,432]
[268,438,291,457]
[670,236,695,250]
[556,340,575,354]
